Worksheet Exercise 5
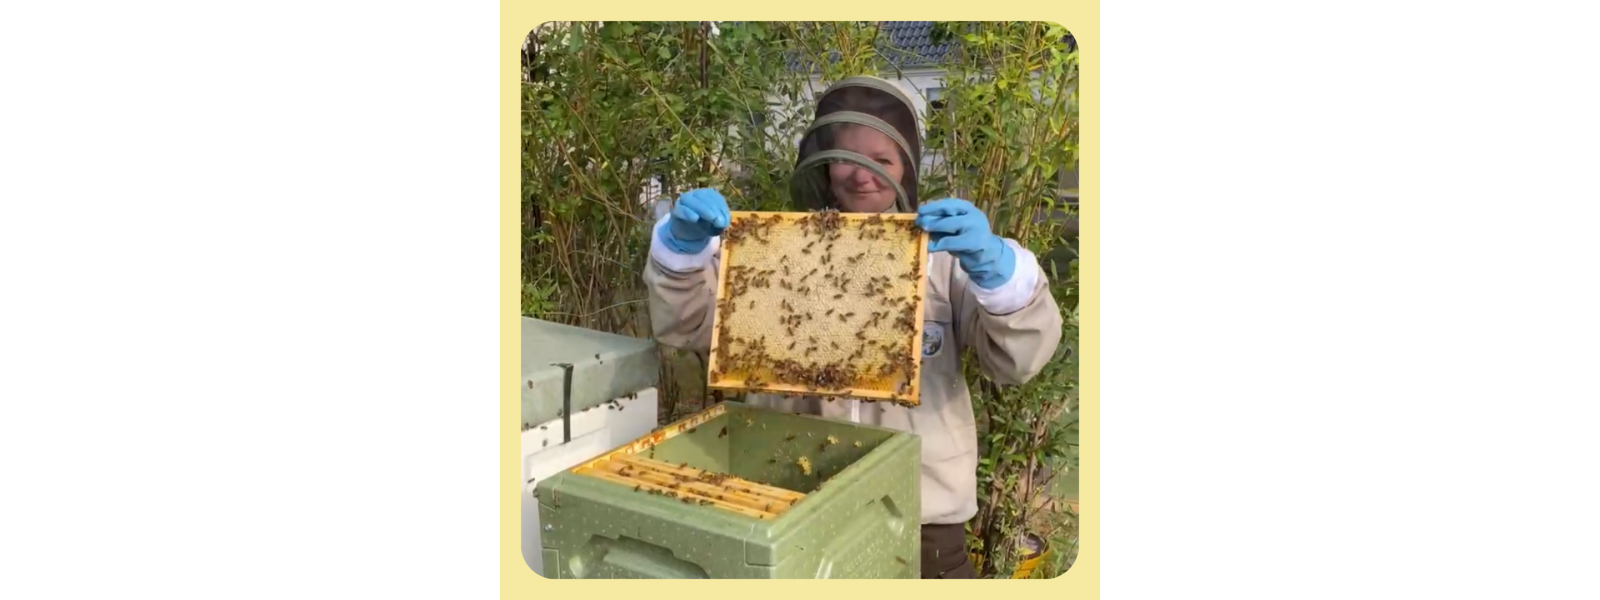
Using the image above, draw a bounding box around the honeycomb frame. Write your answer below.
[707,210,928,406]
[572,403,806,520]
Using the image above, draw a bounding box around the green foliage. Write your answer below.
[924,21,1080,577]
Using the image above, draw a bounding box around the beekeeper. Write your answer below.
[643,76,1062,579]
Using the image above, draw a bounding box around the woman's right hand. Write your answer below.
[663,188,730,254]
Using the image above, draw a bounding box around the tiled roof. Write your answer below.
[783,21,1075,73]
[783,21,950,72]
[878,21,953,69]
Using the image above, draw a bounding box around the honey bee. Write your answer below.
[833,293,843,300]
[718,426,728,438]
[785,434,797,441]
[853,441,863,448]
[749,300,755,309]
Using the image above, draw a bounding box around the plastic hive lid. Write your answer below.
[522,317,660,428]
[708,211,928,406]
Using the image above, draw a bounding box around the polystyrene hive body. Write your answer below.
[535,402,921,578]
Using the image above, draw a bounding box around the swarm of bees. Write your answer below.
[708,210,927,406]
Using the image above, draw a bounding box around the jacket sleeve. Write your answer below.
[953,239,1063,385]
[642,214,721,353]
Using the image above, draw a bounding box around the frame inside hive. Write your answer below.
[706,210,928,406]
[572,403,807,520]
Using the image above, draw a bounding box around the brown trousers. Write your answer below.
[920,523,977,579]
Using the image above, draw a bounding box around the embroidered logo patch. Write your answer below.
[922,322,945,357]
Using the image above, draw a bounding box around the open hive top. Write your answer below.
[708,210,927,406]
[568,402,904,522]
[571,403,808,520]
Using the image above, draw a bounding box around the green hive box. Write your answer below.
[536,402,920,579]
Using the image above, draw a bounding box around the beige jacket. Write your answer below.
[643,214,1062,524]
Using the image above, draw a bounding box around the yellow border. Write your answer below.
[505,7,1096,593]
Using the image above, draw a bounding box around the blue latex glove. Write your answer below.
[663,188,730,254]
[915,198,1016,289]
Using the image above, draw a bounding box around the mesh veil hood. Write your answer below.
[790,76,922,213]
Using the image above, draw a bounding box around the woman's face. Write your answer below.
[827,125,904,213]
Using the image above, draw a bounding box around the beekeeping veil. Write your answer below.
[790,76,922,213]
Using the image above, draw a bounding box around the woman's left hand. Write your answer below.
[915,198,1016,290]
